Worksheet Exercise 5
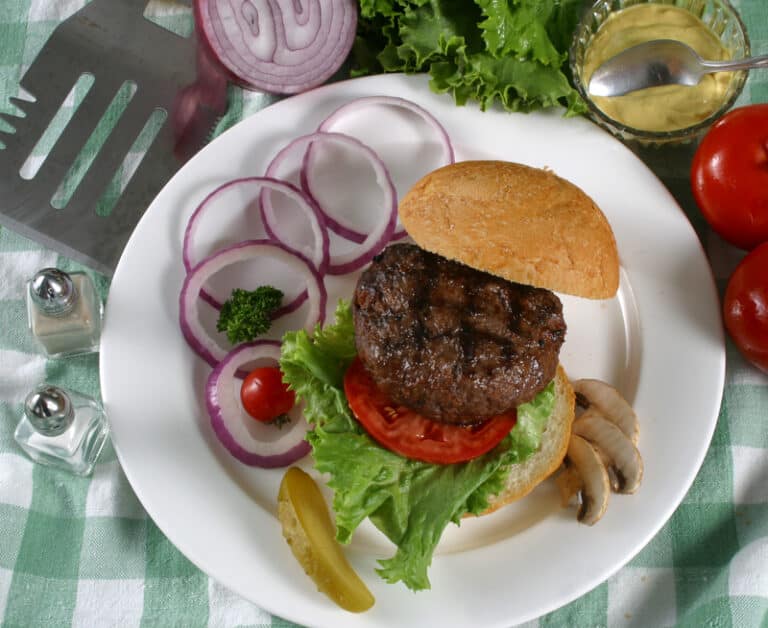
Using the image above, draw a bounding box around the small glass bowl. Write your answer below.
[570,0,750,145]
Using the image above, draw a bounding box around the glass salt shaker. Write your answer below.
[26,268,103,357]
[14,384,109,476]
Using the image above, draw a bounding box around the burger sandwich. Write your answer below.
[280,160,620,591]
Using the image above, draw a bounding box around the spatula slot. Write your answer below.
[51,80,138,210]
[19,73,96,181]
[95,107,167,217]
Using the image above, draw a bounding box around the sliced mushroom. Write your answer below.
[573,379,639,445]
[576,408,613,466]
[555,464,582,507]
[573,411,643,494]
[563,434,610,525]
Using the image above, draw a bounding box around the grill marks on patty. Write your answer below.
[353,243,567,424]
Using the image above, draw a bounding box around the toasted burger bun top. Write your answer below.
[398,160,620,299]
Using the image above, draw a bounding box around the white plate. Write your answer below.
[100,74,725,627]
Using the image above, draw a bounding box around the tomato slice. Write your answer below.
[343,358,516,464]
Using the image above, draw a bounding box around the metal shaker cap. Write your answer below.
[29,268,77,316]
[24,384,75,437]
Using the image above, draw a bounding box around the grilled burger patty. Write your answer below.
[352,243,567,424]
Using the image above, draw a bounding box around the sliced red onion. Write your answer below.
[183,177,329,309]
[180,239,326,367]
[298,146,365,245]
[194,0,357,94]
[318,95,455,162]
[263,132,397,275]
[314,95,456,241]
[206,340,311,467]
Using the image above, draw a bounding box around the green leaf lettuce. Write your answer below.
[352,0,587,115]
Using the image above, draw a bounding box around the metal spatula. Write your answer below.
[0,0,226,276]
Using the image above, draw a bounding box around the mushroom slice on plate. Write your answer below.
[555,465,582,507]
[573,410,643,494]
[573,379,639,445]
[563,434,611,525]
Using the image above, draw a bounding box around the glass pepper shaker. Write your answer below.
[14,384,109,476]
[26,268,103,357]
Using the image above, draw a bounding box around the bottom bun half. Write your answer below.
[480,365,575,515]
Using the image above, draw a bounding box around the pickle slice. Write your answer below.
[277,467,375,612]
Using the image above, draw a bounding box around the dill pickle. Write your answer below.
[277,467,375,613]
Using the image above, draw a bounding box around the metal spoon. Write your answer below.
[588,39,768,97]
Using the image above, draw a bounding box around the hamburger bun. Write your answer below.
[398,160,620,299]
[479,364,575,515]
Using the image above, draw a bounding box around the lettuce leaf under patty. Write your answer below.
[351,0,587,115]
[280,301,555,590]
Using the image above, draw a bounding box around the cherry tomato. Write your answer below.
[241,366,295,422]
[343,358,516,464]
[723,242,768,374]
[691,104,768,250]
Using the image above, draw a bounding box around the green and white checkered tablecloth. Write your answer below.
[1,1,767,626]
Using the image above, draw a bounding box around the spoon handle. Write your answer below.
[701,53,768,73]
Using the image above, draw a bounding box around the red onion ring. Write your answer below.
[206,340,311,467]
[180,239,326,367]
[183,177,329,309]
[312,95,456,241]
[318,96,455,162]
[194,0,357,94]
[263,132,397,274]
[298,146,365,245]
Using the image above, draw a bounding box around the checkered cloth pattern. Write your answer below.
[1,1,767,626]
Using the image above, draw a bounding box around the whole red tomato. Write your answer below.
[691,104,768,250]
[240,367,295,422]
[723,241,768,373]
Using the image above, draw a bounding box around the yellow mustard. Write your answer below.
[582,4,732,132]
